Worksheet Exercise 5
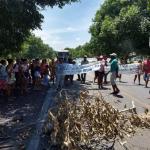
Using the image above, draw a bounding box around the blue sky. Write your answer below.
[33,0,104,50]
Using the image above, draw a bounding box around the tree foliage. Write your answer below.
[20,34,55,59]
[0,0,79,55]
[65,42,94,58]
[89,0,150,56]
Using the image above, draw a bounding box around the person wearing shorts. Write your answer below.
[134,60,143,85]
[144,73,150,81]
[110,53,120,94]
[143,57,150,88]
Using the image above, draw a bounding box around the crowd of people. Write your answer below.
[0,55,150,98]
[0,57,79,97]
[94,54,150,94]
[134,57,150,88]
[0,58,56,97]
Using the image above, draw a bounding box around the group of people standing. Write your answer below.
[134,57,150,88]
[0,55,150,97]
[93,53,120,94]
[0,58,56,97]
[93,54,150,94]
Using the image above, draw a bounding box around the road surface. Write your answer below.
[85,72,150,150]
[86,73,150,114]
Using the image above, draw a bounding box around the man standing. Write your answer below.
[55,58,65,91]
[81,55,89,84]
[143,57,150,88]
[110,53,120,94]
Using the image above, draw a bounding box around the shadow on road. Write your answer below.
[113,94,124,98]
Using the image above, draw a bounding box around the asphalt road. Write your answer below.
[86,73,150,114]
[85,72,150,150]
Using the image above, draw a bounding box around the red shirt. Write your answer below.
[143,60,150,74]
[41,63,48,74]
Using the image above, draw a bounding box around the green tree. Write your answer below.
[20,34,55,59]
[0,0,79,55]
[65,42,94,58]
[89,0,150,56]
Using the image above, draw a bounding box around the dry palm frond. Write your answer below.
[45,90,150,150]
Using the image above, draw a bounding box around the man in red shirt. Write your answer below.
[143,57,150,88]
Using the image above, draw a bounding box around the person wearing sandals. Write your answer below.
[110,53,120,94]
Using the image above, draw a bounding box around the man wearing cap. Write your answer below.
[110,53,120,94]
[81,55,89,84]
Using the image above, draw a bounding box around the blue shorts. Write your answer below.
[144,73,150,81]
[34,71,41,78]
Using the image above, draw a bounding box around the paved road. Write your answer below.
[86,73,150,114]
[85,72,150,150]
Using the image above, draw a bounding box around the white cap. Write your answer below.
[110,53,117,56]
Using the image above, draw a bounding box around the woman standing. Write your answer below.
[94,57,100,83]
[98,56,105,89]
[49,59,56,85]
[7,59,16,96]
[134,60,143,85]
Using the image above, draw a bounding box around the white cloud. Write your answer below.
[34,26,87,35]
[66,27,75,31]
[33,30,65,50]
[33,26,90,50]
[75,37,81,42]
[32,0,103,50]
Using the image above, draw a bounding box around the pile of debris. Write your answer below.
[44,90,150,150]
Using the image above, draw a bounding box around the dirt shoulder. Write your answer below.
[0,86,48,150]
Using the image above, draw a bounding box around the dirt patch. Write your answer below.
[0,86,48,149]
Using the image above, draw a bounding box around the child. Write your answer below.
[41,65,50,87]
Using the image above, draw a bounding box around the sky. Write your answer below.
[33,0,104,51]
